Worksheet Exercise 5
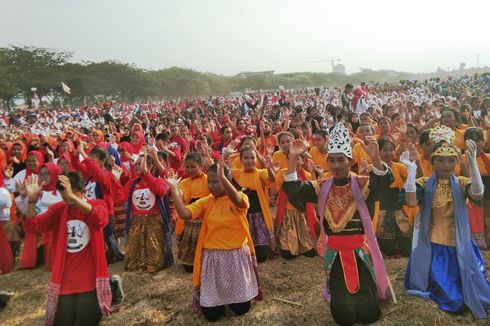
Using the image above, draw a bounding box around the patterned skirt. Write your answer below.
[125,213,166,273]
[178,220,202,266]
[199,246,259,307]
[1,221,20,242]
[279,210,314,255]
[247,212,270,247]
[113,204,127,238]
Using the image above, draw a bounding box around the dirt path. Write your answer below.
[1,251,489,326]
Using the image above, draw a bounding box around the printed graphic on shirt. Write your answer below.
[132,188,155,210]
[85,181,97,200]
[66,220,90,253]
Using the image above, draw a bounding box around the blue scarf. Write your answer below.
[408,174,490,319]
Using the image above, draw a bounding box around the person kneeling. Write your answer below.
[167,163,262,322]
[23,172,113,326]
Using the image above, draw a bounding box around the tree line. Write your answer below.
[0,45,449,109]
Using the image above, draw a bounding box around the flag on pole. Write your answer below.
[61,82,71,94]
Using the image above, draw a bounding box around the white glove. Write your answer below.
[466,140,484,196]
[400,151,417,193]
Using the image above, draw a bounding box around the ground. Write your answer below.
[1,251,490,326]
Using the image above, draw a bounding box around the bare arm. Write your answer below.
[165,172,192,219]
[219,163,247,209]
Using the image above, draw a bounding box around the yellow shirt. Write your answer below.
[309,147,329,171]
[188,193,250,249]
[272,150,288,170]
[178,173,209,205]
[352,142,372,165]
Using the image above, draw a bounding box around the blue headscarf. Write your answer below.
[107,146,121,167]
[408,174,490,319]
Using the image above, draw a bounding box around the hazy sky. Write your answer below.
[2,0,489,75]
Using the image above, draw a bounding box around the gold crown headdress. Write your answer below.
[429,125,455,144]
[429,125,458,158]
[431,142,458,158]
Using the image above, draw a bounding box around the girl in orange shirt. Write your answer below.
[167,163,261,322]
[175,153,210,272]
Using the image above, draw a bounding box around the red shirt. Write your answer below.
[82,157,116,217]
[26,200,108,295]
[114,172,168,215]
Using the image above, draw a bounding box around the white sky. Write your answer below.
[2,0,489,75]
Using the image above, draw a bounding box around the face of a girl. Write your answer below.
[279,135,291,152]
[58,158,70,173]
[392,116,402,127]
[441,111,457,129]
[38,166,51,186]
[379,142,395,164]
[131,133,140,145]
[314,135,326,148]
[26,154,39,171]
[379,119,391,133]
[134,157,149,175]
[12,144,23,158]
[273,121,282,132]
[207,171,225,197]
[359,125,373,141]
[92,133,100,142]
[432,155,457,179]
[350,114,359,123]
[223,127,233,140]
[185,160,201,178]
[241,149,257,171]
[180,126,189,137]
[61,141,71,153]
[406,127,418,142]
[387,106,396,117]
[360,115,371,124]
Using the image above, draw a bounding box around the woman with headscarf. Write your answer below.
[16,163,63,269]
[8,141,27,176]
[129,131,146,155]
[5,150,44,193]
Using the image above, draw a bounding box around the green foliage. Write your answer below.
[0,45,469,109]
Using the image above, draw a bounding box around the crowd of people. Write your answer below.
[1,74,490,325]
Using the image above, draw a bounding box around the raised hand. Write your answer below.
[15,179,27,197]
[396,120,408,134]
[466,139,478,161]
[25,175,44,202]
[164,169,182,189]
[399,151,417,170]
[216,160,226,183]
[361,136,380,159]
[358,159,371,176]
[289,139,307,157]
[58,175,75,202]
[406,142,419,162]
[484,111,490,129]
[112,166,124,181]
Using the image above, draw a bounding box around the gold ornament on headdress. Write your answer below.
[429,125,455,144]
[429,125,458,158]
[431,142,458,158]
